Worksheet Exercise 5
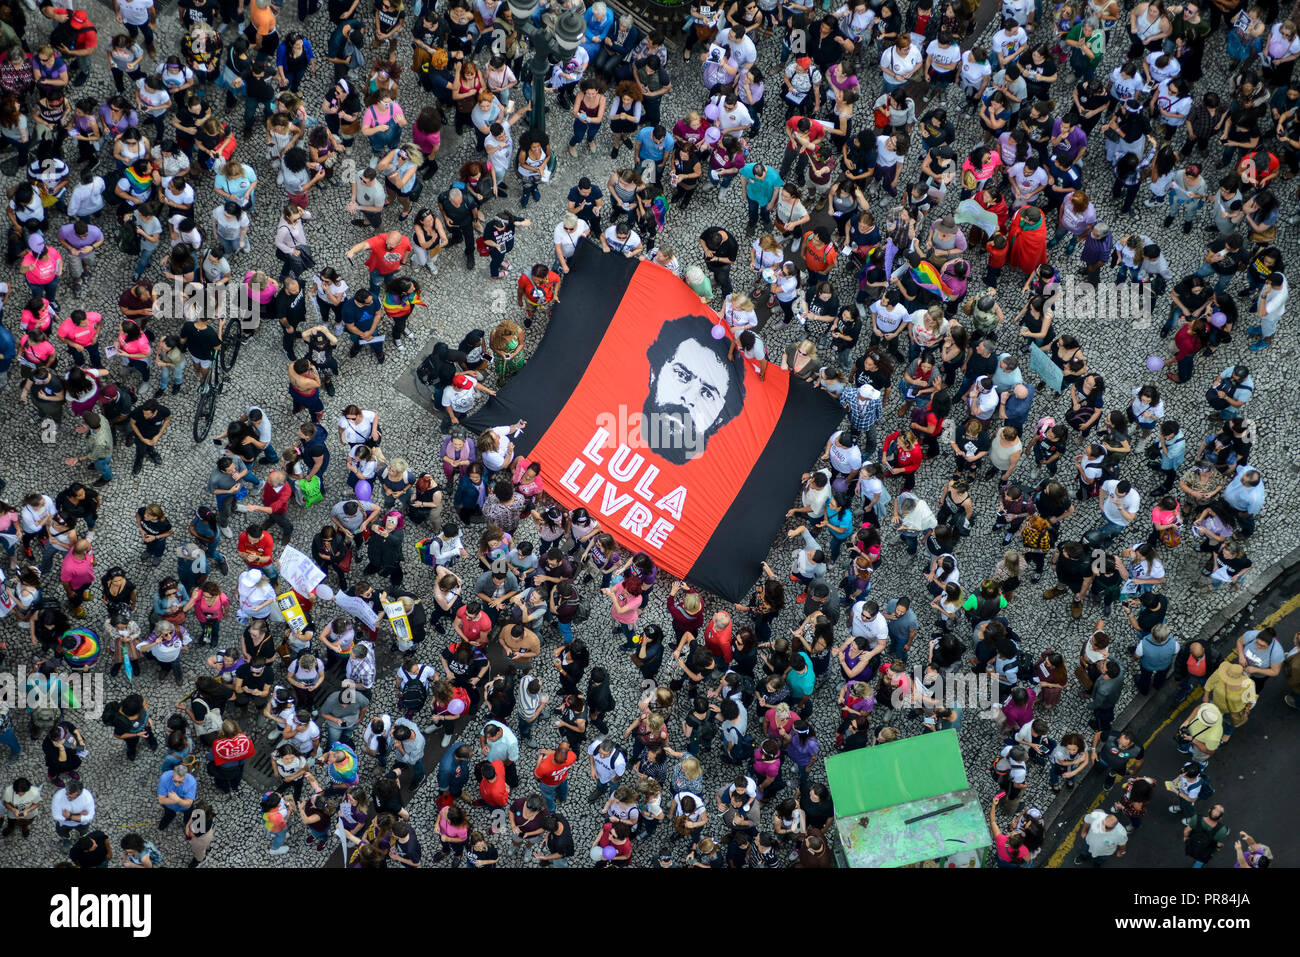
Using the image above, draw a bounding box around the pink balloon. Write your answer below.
[354,480,372,502]
[446,697,466,715]
[711,323,727,340]
[602,844,618,860]
[1145,356,1165,372]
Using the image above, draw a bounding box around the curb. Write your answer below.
[1039,543,1300,863]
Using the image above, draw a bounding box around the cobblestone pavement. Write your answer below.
[0,4,1297,869]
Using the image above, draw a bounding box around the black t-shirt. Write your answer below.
[1096,731,1144,771]
[69,830,111,868]
[412,17,439,49]
[845,132,877,173]
[1135,595,1168,632]
[1206,238,1243,276]
[544,815,575,857]
[130,406,170,440]
[179,0,218,26]
[329,0,357,22]
[275,288,308,330]
[1057,552,1091,585]
[485,221,515,251]
[700,227,738,262]
[1172,277,1212,313]
[395,830,422,867]
[955,429,991,461]
[136,508,172,540]
[1116,110,1151,142]
[440,192,477,228]
[466,843,499,867]
[235,663,271,694]
[567,185,603,212]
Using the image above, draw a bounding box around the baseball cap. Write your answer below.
[69,9,90,28]
[452,374,475,390]
[858,384,881,402]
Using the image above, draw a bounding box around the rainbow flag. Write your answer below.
[123,165,153,193]
[262,795,289,833]
[327,743,359,786]
[910,259,953,301]
[60,628,100,670]
[382,292,424,319]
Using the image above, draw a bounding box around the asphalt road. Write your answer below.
[1062,600,1299,870]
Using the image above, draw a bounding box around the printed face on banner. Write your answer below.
[528,263,789,581]
[643,315,747,464]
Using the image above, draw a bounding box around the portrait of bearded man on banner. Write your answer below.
[642,315,748,465]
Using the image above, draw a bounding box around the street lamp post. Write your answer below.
[504,0,586,138]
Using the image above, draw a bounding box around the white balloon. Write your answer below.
[589,846,605,862]
[315,584,336,601]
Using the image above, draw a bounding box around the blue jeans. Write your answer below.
[124,21,155,48]
[557,621,574,644]
[1091,520,1127,544]
[219,235,243,255]
[91,457,113,482]
[569,117,600,146]
[27,279,57,304]
[538,777,569,812]
[1194,263,1234,293]
[747,196,772,229]
[135,240,158,278]
[269,827,289,850]
[899,530,920,554]
[158,362,185,391]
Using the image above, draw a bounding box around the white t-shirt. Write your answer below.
[1100,480,1141,527]
[1144,50,1180,84]
[880,44,923,77]
[871,300,909,333]
[992,27,1028,59]
[850,601,888,644]
[772,273,799,303]
[602,225,642,255]
[441,384,476,413]
[67,178,106,218]
[1001,0,1034,25]
[925,39,962,69]
[715,101,753,132]
[1008,163,1048,196]
[338,409,378,447]
[20,495,55,534]
[287,719,321,755]
[480,425,515,472]
[1083,810,1128,856]
[553,220,590,258]
[722,34,757,70]
[118,0,155,25]
[960,51,992,87]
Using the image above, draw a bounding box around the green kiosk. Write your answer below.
[824,730,991,868]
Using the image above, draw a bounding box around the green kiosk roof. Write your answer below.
[824,730,970,816]
[824,731,989,868]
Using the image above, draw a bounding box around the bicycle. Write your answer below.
[192,320,241,442]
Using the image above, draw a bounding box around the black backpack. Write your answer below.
[100,699,120,727]
[398,677,429,714]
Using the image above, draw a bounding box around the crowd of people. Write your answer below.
[0,0,1296,869]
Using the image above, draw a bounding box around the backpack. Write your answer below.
[1184,823,1218,861]
[1021,514,1053,551]
[415,538,436,566]
[398,678,428,715]
[100,699,121,727]
[1013,642,1035,685]
[295,474,323,508]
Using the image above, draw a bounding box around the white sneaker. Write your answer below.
[267,729,282,741]
[441,733,453,748]
[268,845,290,856]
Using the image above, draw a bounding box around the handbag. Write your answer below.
[216,132,238,160]
[340,115,362,136]
[1073,662,1094,691]
[1159,525,1181,548]
[295,243,316,270]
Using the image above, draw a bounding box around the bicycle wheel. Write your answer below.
[209,348,224,393]
[220,320,241,372]
[192,385,216,442]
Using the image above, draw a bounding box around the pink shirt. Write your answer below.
[58,313,102,347]
[60,549,95,588]
[194,591,230,622]
[117,331,151,359]
[610,584,642,625]
[412,126,441,155]
[21,250,61,285]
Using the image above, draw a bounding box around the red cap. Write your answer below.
[452,374,475,390]
[69,9,90,28]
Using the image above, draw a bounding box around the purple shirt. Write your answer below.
[1051,119,1088,163]
[787,732,820,768]
[58,222,103,252]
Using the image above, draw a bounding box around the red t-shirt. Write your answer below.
[456,608,493,645]
[478,760,510,807]
[261,481,292,514]
[517,271,560,303]
[535,750,577,785]
[364,235,412,275]
[238,530,275,567]
[986,240,1010,268]
[785,117,827,153]
[995,833,1030,864]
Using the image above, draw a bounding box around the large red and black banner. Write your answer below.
[466,243,843,601]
